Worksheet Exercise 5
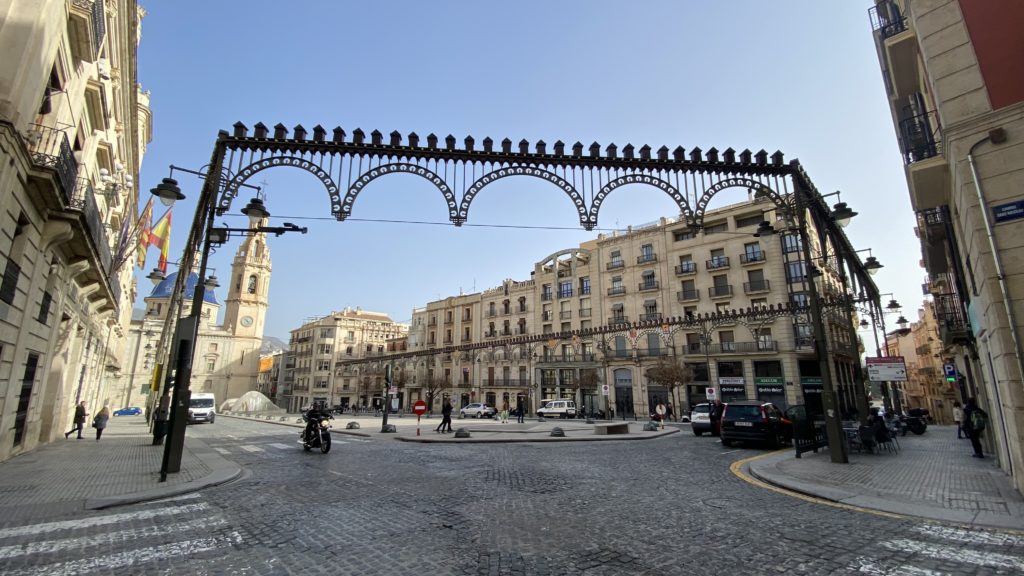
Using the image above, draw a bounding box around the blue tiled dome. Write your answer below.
[148,271,219,305]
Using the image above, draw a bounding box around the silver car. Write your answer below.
[460,403,496,418]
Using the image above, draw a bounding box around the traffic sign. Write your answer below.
[601,384,610,396]
[412,400,427,416]
[944,363,957,382]
[706,387,717,400]
[866,356,907,382]
[388,387,398,395]
[655,404,666,415]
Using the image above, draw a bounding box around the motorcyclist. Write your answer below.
[303,401,331,442]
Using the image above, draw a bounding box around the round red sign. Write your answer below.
[412,400,428,416]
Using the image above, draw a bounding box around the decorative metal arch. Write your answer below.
[218,155,340,217]
[341,162,457,222]
[590,174,693,229]
[458,166,588,228]
[692,176,779,229]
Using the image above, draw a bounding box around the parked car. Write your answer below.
[460,403,497,418]
[537,399,577,419]
[690,403,713,436]
[113,406,142,416]
[720,401,792,448]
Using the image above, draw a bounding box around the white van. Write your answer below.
[537,399,577,419]
[188,392,216,424]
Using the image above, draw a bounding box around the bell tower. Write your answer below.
[223,222,271,339]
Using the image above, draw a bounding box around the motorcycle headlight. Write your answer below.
[320,419,330,428]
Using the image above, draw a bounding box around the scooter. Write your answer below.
[899,414,927,435]
[300,412,332,453]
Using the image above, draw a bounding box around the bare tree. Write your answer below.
[422,375,450,415]
[645,357,695,421]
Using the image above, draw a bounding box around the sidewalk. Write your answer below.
[0,417,240,523]
[226,411,680,443]
[748,425,1024,530]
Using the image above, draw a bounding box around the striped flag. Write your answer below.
[149,208,172,273]
[135,198,154,269]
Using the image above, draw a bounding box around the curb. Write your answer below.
[85,438,242,510]
[395,427,680,443]
[221,413,372,438]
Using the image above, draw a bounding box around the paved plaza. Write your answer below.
[0,416,1021,575]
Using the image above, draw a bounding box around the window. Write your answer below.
[0,259,20,305]
[783,233,802,253]
[346,346,353,355]
[751,297,768,307]
[736,213,763,228]
[559,281,573,298]
[674,229,695,241]
[209,343,218,352]
[612,276,623,289]
[742,242,764,263]
[677,255,696,274]
[463,307,472,321]
[639,244,655,263]
[37,291,52,324]
[758,328,774,350]
[247,275,257,294]
[207,360,216,371]
[542,284,553,300]
[641,271,657,290]
[608,249,624,269]
[787,261,807,283]
[580,276,590,295]
[715,302,731,313]
[791,292,809,307]
[488,302,496,316]
[719,331,735,351]
[684,306,697,318]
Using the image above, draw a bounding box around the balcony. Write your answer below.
[28,124,78,203]
[637,347,670,358]
[579,307,592,318]
[607,316,629,326]
[605,349,632,359]
[537,353,597,363]
[517,305,528,313]
[899,109,949,211]
[934,292,971,346]
[500,329,512,337]
[740,252,765,265]
[443,318,454,325]
[516,328,529,336]
[709,285,733,298]
[637,253,657,264]
[869,0,918,100]
[743,279,771,294]
[639,312,663,323]
[68,0,106,62]
[677,289,699,302]
[706,256,730,270]
[608,286,626,297]
[638,281,659,292]
[427,319,437,327]
[542,311,554,321]
[606,260,625,271]
[559,310,572,320]
[675,262,697,276]
[487,310,498,318]
[558,289,574,299]
[580,286,591,295]
[541,293,553,301]
[481,379,531,388]
[684,341,777,355]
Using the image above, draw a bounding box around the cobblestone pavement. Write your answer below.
[2,418,1023,575]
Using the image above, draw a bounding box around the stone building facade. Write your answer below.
[869,0,1024,487]
[0,0,150,459]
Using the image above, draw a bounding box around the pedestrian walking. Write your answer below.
[500,402,509,423]
[436,399,453,433]
[962,397,988,458]
[93,403,111,441]
[516,402,525,423]
[65,401,88,439]
[952,401,964,439]
[710,399,724,436]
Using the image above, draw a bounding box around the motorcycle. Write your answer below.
[300,411,332,453]
[899,413,928,435]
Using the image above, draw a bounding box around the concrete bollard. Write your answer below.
[454,428,471,438]
[550,427,566,437]
[381,424,396,433]
[346,421,360,430]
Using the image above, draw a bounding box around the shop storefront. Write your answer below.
[719,377,748,402]
[800,377,823,416]
[755,377,786,408]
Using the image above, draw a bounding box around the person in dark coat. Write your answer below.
[709,400,724,436]
[516,402,525,424]
[93,404,111,441]
[436,400,453,433]
[962,397,988,458]
[65,401,88,439]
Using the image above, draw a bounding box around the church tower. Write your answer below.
[219,221,272,400]
[223,222,271,339]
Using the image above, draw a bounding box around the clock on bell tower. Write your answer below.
[223,221,272,339]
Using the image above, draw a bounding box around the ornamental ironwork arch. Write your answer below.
[219,155,341,217]
[458,166,587,227]
[591,174,693,228]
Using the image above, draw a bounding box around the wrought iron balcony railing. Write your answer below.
[868,0,908,40]
[898,108,942,165]
[559,310,572,319]
[607,286,626,296]
[558,289,573,299]
[541,292,553,301]
[677,289,699,302]
[579,307,592,318]
[637,253,657,264]
[675,262,697,275]
[28,123,78,202]
[580,286,591,295]
[606,260,625,270]
[740,252,765,264]
[743,279,771,294]
[709,285,733,298]
[706,256,730,270]
[638,281,659,292]
[608,316,629,326]
[639,312,663,322]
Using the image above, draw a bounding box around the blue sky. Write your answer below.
[135,0,920,343]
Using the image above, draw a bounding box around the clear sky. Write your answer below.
[135,0,921,345]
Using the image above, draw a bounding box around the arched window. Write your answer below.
[247,275,257,294]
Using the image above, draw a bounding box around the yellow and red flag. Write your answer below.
[134,197,154,269]
[149,208,172,273]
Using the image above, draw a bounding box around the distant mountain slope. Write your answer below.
[261,336,287,355]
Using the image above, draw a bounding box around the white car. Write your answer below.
[460,403,496,418]
[537,400,577,419]
[690,403,712,436]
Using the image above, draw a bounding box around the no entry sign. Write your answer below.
[413,400,427,416]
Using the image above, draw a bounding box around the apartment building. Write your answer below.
[384,197,863,420]
[0,1,150,459]
[869,0,1024,487]
[287,307,407,412]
